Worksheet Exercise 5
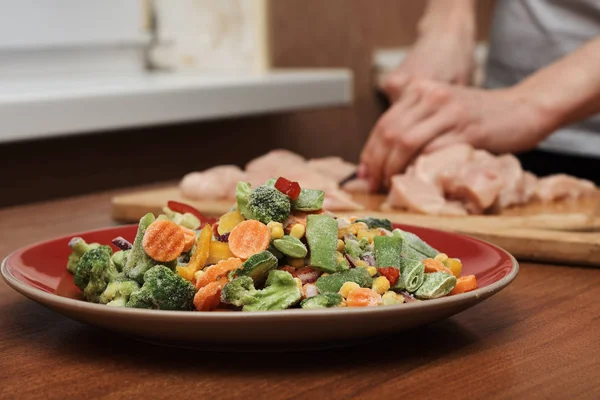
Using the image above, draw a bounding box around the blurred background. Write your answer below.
[0,0,495,207]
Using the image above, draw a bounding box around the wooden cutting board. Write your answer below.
[111,185,600,266]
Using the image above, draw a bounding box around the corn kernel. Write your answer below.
[290,224,306,239]
[193,270,205,282]
[355,260,368,268]
[444,257,462,278]
[339,281,360,298]
[336,239,345,252]
[348,225,359,235]
[294,278,303,291]
[357,229,376,243]
[357,221,369,228]
[289,257,305,268]
[270,225,284,240]
[434,253,449,262]
[372,276,391,294]
[367,266,378,277]
[382,290,403,306]
[336,251,345,264]
[382,291,397,300]
[338,228,347,239]
[267,221,283,230]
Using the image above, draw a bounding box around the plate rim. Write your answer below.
[1,224,519,320]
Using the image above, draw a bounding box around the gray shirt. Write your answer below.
[485,0,600,158]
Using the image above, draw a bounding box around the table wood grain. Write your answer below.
[1,188,599,400]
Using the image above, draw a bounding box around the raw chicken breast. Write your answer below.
[307,157,357,183]
[245,149,305,173]
[520,172,538,203]
[412,143,474,189]
[387,175,448,215]
[341,178,371,194]
[180,165,245,200]
[244,149,340,192]
[441,201,469,216]
[495,154,525,208]
[534,174,597,202]
[383,142,597,215]
[443,151,504,212]
[323,189,365,211]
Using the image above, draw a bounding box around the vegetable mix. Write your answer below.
[66,177,478,311]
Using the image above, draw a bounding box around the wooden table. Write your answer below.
[1,188,599,400]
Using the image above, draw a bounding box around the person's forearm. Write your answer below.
[514,37,600,136]
[418,0,476,37]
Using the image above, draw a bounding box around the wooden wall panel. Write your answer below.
[0,0,495,207]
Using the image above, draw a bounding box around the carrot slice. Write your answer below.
[228,220,270,259]
[142,220,185,262]
[423,258,454,275]
[450,275,478,295]
[346,288,382,307]
[181,226,196,253]
[196,257,242,289]
[194,280,227,311]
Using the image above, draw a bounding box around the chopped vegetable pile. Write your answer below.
[66,178,478,311]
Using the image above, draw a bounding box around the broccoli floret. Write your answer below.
[74,246,119,303]
[246,186,291,224]
[66,237,101,274]
[99,278,140,307]
[126,266,196,310]
[221,270,301,311]
[301,293,344,309]
[124,213,176,283]
[220,276,256,307]
[111,250,130,273]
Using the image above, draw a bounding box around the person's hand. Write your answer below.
[381,27,476,102]
[359,79,550,191]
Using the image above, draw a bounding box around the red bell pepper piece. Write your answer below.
[274,177,302,200]
[377,267,400,286]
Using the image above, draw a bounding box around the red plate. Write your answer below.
[1,224,518,350]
